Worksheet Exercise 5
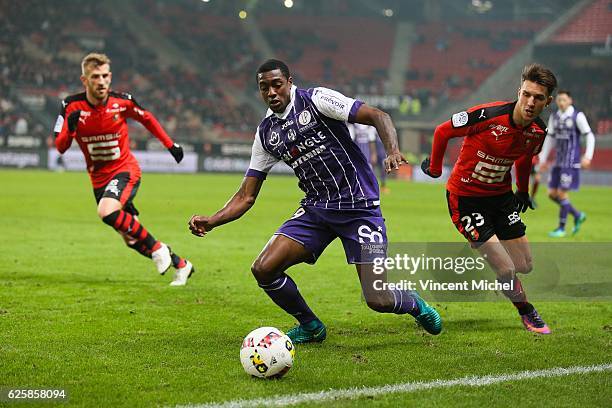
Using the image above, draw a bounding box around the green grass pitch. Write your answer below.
[0,170,610,407]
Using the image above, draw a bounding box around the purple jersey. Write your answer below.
[247,86,380,209]
[350,123,377,160]
[548,106,589,169]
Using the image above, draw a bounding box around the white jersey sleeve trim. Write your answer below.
[584,132,595,161]
[576,112,592,135]
[546,115,555,138]
[367,126,377,142]
[53,115,64,133]
[539,135,555,163]
[576,111,595,160]
[311,87,357,121]
[248,129,280,173]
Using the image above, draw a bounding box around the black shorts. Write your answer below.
[446,190,526,244]
[93,171,141,216]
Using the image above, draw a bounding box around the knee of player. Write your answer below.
[495,265,516,279]
[100,209,121,226]
[250,260,276,283]
[98,206,116,220]
[516,258,533,274]
[548,192,558,201]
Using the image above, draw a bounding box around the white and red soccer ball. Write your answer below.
[240,327,295,378]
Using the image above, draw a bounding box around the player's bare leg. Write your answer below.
[356,264,442,334]
[500,235,532,274]
[97,197,173,275]
[251,234,326,343]
[478,235,550,334]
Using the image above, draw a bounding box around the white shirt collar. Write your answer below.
[265,85,297,120]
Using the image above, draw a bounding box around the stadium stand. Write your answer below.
[540,0,612,142]
[1,0,609,150]
[259,16,395,97]
[405,20,542,104]
[550,0,612,44]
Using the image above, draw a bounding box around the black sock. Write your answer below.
[127,241,151,259]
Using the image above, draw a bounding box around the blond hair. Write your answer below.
[81,52,111,75]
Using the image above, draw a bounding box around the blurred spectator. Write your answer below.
[14,116,28,135]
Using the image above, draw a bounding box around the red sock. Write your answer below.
[500,276,534,315]
[102,210,158,250]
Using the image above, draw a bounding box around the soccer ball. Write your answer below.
[240,327,295,378]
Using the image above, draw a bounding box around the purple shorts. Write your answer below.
[275,206,387,264]
[548,167,580,191]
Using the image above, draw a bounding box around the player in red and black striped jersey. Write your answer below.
[53,53,194,286]
[421,64,557,334]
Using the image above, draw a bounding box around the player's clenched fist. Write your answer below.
[168,143,184,163]
[189,215,213,237]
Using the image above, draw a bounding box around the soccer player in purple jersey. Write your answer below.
[539,91,595,237]
[189,60,441,343]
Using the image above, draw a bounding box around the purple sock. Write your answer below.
[259,274,318,325]
[391,290,419,317]
[565,200,581,218]
[559,199,570,229]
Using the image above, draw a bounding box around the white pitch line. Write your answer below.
[178,363,612,408]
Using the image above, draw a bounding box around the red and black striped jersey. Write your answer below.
[54,91,174,188]
[430,101,547,197]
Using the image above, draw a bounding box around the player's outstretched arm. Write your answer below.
[354,105,405,173]
[423,118,469,177]
[124,95,184,162]
[188,176,264,237]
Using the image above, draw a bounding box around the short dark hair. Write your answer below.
[256,59,291,82]
[557,90,572,97]
[521,63,557,96]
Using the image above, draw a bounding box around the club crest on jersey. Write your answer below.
[489,124,509,140]
[296,106,318,133]
[268,131,281,147]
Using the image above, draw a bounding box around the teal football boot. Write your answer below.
[286,319,327,344]
[572,212,587,236]
[412,293,442,335]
